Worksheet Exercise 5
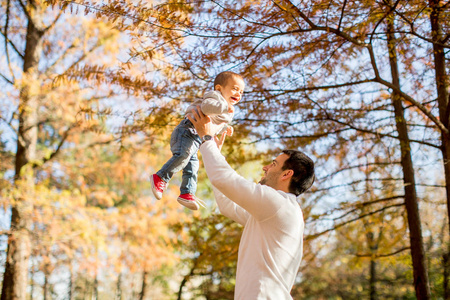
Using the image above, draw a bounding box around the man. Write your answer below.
[187,107,315,299]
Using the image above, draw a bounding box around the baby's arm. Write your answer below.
[213,186,249,226]
[226,126,233,136]
[201,91,229,116]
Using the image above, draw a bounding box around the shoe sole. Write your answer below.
[150,175,163,200]
[177,198,199,210]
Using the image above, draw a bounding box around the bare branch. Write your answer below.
[375,77,447,134]
[271,1,447,132]
[443,33,450,44]
[32,125,74,168]
[127,35,185,63]
[0,29,24,60]
[238,116,440,149]
[314,177,404,193]
[271,0,301,29]
[211,0,283,33]
[2,0,21,82]
[305,203,405,240]
[17,0,33,22]
[369,0,402,45]
[0,72,14,85]
[326,115,441,149]
[0,230,11,237]
[51,37,112,76]
[59,0,190,35]
[355,247,410,258]
[330,196,404,222]
[337,0,348,30]
[44,10,63,33]
[256,77,445,135]
[322,162,401,179]
[0,115,17,133]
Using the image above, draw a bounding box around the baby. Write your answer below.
[150,71,245,210]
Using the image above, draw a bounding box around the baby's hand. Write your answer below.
[226,126,234,137]
[228,104,234,114]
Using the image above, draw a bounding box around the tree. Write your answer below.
[95,0,450,298]
[3,0,447,297]
[385,2,430,297]
[0,0,168,297]
[171,214,240,300]
[428,0,450,233]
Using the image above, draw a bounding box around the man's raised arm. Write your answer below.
[187,107,285,221]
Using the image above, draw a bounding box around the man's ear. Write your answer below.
[282,169,294,181]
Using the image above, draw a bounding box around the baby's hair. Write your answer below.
[214,71,243,87]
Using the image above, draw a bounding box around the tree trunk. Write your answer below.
[83,278,88,300]
[366,231,377,300]
[386,8,431,299]
[29,263,35,300]
[429,2,450,298]
[94,276,98,300]
[1,1,44,299]
[177,276,188,300]
[139,271,148,300]
[444,251,450,299]
[429,0,450,231]
[68,265,74,300]
[177,267,195,300]
[115,273,122,300]
[369,257,376,300]
[43,273,49,300]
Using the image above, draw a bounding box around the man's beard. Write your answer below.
[258,171,281,187]
[259,177,269,185]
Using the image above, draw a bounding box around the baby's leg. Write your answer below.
[157,125,201,183]
[180,153,199,195]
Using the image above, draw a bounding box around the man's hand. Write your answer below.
[187,106,213,138]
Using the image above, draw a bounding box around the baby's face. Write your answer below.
[216,77,245,107]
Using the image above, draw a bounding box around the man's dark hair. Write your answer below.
[214,71,243,87]
[281,150,315,196]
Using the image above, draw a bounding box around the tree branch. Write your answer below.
[305,203,405,240]
[0,115,17,134]
[0,72,14,85]
[17,0,33,23]
[314,177,404,193]
[1,0,21,82]
[355,247,410,258]
[337,0,348,31]
[330,196,404,222]
[370,0,402,45]
[44,10,63,33]
[0,29,24,60]
[0,230,11,237]
[321,162,401,179]
[375,77,448,134]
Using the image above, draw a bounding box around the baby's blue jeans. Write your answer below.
[156,119,202,195]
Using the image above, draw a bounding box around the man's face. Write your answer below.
[216,76,245,107]
[259,153,290,188]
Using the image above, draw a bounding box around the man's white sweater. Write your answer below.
[200,141,305,300]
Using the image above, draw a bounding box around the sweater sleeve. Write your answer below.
[212,186,249,226]
[200,141,285,221]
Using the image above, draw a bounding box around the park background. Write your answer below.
[0,0,449,299]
